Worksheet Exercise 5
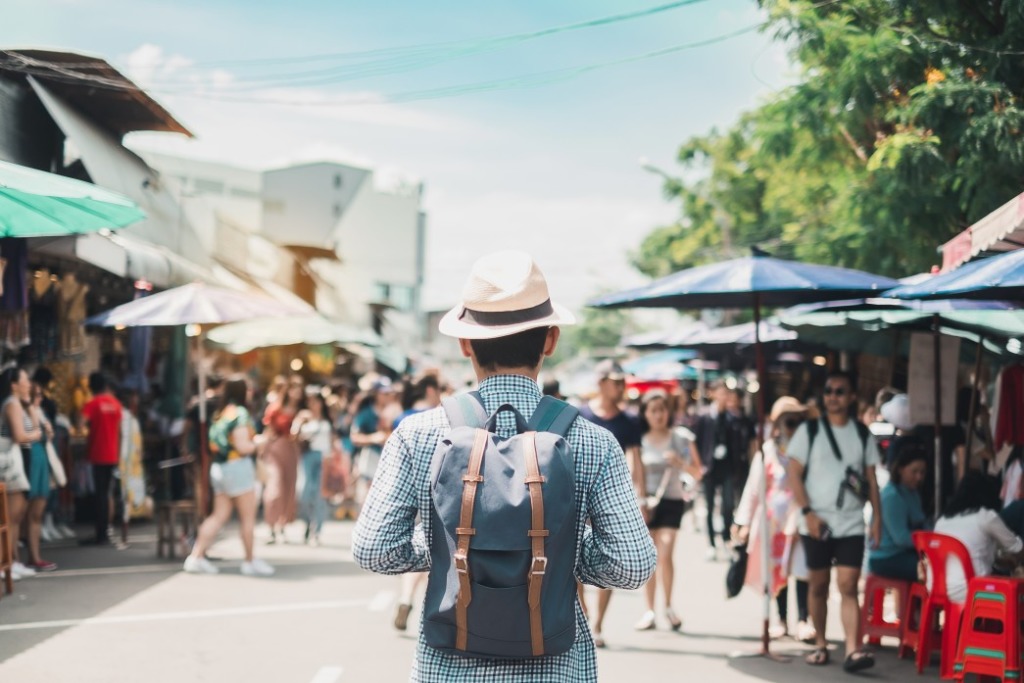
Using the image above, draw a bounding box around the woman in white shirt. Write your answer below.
[635,390,702,632]
[934,471,1024,603]
[293,391,336,546]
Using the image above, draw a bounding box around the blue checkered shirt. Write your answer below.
[352,374,656,682]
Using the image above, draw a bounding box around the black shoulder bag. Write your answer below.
[820,418,870,506]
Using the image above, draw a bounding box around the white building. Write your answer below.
[140,152,428,362]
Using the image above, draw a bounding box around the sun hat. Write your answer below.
[880,394,913,431]
[437,250,576,340]
[769,396,808,423]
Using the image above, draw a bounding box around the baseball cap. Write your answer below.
[595,359,626,382]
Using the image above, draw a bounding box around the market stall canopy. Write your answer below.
[0,159,145,236]
[0,49,193,139]
[885,248,1024,301]
[940,190,1024,271]
[683,320,797,347]
[622,349,699,380]
[206,314,380,354]
[589,251,900,310]
[621,322,710,349]
[85,281,314,327]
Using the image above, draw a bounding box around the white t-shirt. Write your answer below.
[933,509,1023,603]
[789,418,881,538]
[299,419,333,455]
[640,428,693,500]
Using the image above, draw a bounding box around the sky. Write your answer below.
[6,0,793,312]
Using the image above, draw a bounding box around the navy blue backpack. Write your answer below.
[422,392,579,659]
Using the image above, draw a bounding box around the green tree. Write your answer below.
[634,0,1024,279]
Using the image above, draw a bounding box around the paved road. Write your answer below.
[0,517,918,682]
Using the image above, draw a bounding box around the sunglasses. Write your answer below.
[823,386,847,397]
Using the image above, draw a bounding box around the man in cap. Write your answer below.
[578,358,643,648]
[353,250,656,682]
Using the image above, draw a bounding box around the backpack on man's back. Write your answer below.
[422,392,579,659]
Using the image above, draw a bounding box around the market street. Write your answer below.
[0,517,912,682]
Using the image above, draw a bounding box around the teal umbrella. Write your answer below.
[0,160,145,236]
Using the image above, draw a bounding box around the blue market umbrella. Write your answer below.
[884,249,1024,301]
[590,249,898,656]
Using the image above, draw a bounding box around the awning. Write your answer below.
[941,190,1024,270]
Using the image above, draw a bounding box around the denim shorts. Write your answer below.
[210,458,256,498]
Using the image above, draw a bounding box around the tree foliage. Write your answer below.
[633,0,1024,279]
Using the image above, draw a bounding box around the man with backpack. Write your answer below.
[352,250,656,682]
[787,371,882,674]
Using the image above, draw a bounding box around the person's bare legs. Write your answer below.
[836,566,863,656]
[807,568,831,651]
[26,497,46,564]
[658,528,678,610]
[189,494,232,560]
[234,490,257,562]
[7,492,26,563]
[644,530,658,613]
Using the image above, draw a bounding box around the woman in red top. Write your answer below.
[261,375,304,544]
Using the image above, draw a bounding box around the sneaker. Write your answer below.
[394,602,413,631]
[183,555,219,575]
[665,607,682,632]
[56,523,75,539]
[635,610,656,631]
[241,558,274,577]
[12,561,35,578]
[40,525,56,543]
[27,560,57,572]
[705,547,717,561]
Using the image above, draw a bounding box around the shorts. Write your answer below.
[647,498,686,530]
[26,442,50,500]
[801,534,865,570]
[210,458,256,498]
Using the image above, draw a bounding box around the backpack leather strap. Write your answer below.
[454,428,488,652]
[523,432,549,656]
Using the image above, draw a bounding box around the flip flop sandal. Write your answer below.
[806,648,830,666]
[843,651,875,673]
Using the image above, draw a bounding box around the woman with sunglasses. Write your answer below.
[733,397,814,642]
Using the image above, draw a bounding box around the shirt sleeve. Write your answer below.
[577,434,656,590]
[351,426,429,575]
[788,423,811,467]
[981,509,1024,554]
[865,430,882,467]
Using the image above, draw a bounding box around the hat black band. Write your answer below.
[459,299,554,326]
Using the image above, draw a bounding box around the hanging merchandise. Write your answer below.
[0,238,30,351]
[991,363,1024,507]
[57,271,89,357]
[28,268,59,361]
[122,284,153,394]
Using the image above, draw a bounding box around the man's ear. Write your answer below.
[543,327,561,357]
[458,338,473,359]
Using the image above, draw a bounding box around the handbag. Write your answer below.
[46,440,67,488]
[0,438,28,492]
[642,467,673,524]
[726,544,749,599]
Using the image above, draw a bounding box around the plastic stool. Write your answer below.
[899,582,932,661]
[953,576,1024,682]
[913,531,975,679]
[859,574,911,646]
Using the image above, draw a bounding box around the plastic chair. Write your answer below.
[913,531,976,679]
[899,581,933,661]
[953,576,1024,682]
[859,573,911,646]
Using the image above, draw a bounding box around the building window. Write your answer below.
[194,178,225,194]
[372,282,390,303]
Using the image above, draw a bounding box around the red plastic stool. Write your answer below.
[953,576,1024,682]
[859,574,911,646]
[899,581,933,660]
[912,532,975,679]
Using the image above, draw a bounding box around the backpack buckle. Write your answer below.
[530,556,548,575]
[454,553,469,574]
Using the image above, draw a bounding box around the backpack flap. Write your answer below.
[432,431,575,552]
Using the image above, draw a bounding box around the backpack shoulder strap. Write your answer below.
[442,391,488,430]
[854,420,871,449]
[802,419,820,483]
[527,396,579,438]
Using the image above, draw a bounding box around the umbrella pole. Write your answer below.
[197,333,210,516]
[964,334,984,472]
[932,315,943,520]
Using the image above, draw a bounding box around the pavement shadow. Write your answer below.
[728,644,910,683]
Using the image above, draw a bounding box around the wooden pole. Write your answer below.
[964,335,985,471]
[932,315,943,520]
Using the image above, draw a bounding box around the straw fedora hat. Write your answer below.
[438,250,576,340]
[769,396,808,423]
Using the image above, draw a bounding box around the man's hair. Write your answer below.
[542,378,561,397]
[708,380,726,392]
[88,372,107,395]
[825,370,856,391]
[222,376,249,407]
[469,327,550,371]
